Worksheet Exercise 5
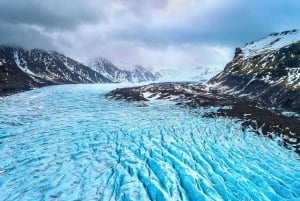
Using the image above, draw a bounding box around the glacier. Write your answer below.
[0,84,299,201]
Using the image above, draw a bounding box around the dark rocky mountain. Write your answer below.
[0,46,111,96]
[209,30,300,113]
[87,57,161,83]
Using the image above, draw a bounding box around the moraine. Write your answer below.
[0,84,299,201]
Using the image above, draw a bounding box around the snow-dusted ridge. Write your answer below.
[242,29,300,57]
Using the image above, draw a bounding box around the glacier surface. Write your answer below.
[0,84,299,201]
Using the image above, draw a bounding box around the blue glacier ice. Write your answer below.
[0,84,299,201]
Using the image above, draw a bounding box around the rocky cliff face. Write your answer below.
[210,30,300,113]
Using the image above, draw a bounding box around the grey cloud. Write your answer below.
[109,0,300,48]
[114,0,168,16]
[0,0,105,30]
[0,22,55,50]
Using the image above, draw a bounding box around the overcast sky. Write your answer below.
[0,0,300,69]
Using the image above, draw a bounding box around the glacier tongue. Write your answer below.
[0,84,299,201]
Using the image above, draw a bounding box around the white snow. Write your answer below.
[61,58,75,71]
[13,51,37,77]
[142,92,154,99]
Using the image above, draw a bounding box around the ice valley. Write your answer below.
[0,84,299,201]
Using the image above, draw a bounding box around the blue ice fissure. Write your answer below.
[0,84,299,201]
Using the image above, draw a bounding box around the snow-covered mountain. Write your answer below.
[130,65,161,83]
[210,30,300,112]
[87,57,161,83]
[0,46,161,96]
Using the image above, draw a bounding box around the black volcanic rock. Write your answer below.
[108,87,148,101]
[234,47,243,58]
[106,82,242,107]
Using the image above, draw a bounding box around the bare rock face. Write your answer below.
[234,47,243,59]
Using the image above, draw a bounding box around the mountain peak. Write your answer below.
[87,56,161,83]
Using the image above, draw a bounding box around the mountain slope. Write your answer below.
[210,30,300,113]
[129,65,160,82]
[87,57,129,82]
[87,57,161,83]
[0,46,111,96]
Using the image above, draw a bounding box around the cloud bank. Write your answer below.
[1,0,300,69]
